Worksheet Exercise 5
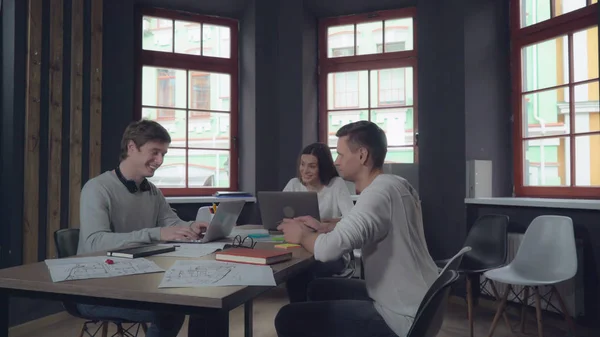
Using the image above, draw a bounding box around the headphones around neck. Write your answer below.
[115,166,151,193]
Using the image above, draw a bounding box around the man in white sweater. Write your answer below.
[276,121,438,337]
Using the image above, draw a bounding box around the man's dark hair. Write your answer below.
[296,142,339,185]
[120,119,171,161]
[336,121,388,169]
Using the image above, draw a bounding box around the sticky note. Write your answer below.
[275,243,301,249]
[271,236,285,241]
[248,233,270,238]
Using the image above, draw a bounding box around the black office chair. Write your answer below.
[331,250,357,279]
[406,269,461,337]
[54,228,149,337]
[434,214,510,337]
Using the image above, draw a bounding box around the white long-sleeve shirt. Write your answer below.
[283,176,354,220]
[314,174,438,337]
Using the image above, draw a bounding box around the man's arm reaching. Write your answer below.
[313,187,391,262]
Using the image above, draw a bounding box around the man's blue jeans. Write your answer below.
[276,278,398,337]
[76,304,185,337]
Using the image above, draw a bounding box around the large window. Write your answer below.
[318,8,417,164]
[512,0,599,198]
[137,8,238,196]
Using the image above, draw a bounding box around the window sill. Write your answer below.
[166,196,256,204]
[465,197,600,211]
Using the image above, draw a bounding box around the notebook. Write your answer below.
[107,245,176,258]
[215,248,292,265]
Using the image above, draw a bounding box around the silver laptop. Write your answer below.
[167,200,245,243]
[257,191,320,230]
[201,200,246,242]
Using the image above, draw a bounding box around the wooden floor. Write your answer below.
[9,286,598,337]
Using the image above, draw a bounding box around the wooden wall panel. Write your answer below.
[69,0,84,228]
[47,0,64,259]
[23,0,43,265]
[89,0,103,179]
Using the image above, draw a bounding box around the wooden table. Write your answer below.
[0,236,314,337]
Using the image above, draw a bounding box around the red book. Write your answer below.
[215,248,292,265]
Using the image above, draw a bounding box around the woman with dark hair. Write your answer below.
[283,142,354,222]
[283,143,355,302]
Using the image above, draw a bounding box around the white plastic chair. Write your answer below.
[483,215,577,337]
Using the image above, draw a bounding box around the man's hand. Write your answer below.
[293,216,333,233]
[160,226,199,241]
[277,219,312,244]
[321,218,341,232]
[190,221,209,235]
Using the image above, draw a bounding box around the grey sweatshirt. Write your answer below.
[314,174,438,337]
[77,171,192,254]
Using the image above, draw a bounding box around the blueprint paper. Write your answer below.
[158,260,276,288]
[155,243,227,258]
[45,257,164,282]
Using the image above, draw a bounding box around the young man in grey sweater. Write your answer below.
[77,120,209,337]
[275,121,438,337]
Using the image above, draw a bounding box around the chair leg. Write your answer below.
[467,276,474,337]
[78,323,86,337]
[488,281,514,335]
[488,283,511,337]
[520,286,530,333]
[141,323,148,333]
[533,286,544,337]
[552,285,577,336]
[101,322,109,337]
[116,323,125,337]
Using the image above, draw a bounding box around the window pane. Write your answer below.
[384,18,413,52]
[575,134,600,186]
[573,26,599,83]
[523,137,570,186]
[188,150,230,188]
[356,21,382,56]
[142,67,187,109]
[141,108,186,148]
[574,82,600,133]
[521,87,569,138]
[174,20,201,55]
[142,16,173,52]
[372,108,414,146]
[331,148,338,162]
[189,72,230,111]
[520,0,550,28]
[149,149,186,188]
[327,110,368,147]
[554,0,586,17]
[385,147,414,164]
[522,35,568,92]
[328,25,355,58]
[188,112,230,149]
[202,24,231,58]
[327,71,368,109]
[370,67,413,107]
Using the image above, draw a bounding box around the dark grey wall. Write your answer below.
[417,0,468,259]
[239,0,257,194]
[301,8,318,147]
[464,0,512,197]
